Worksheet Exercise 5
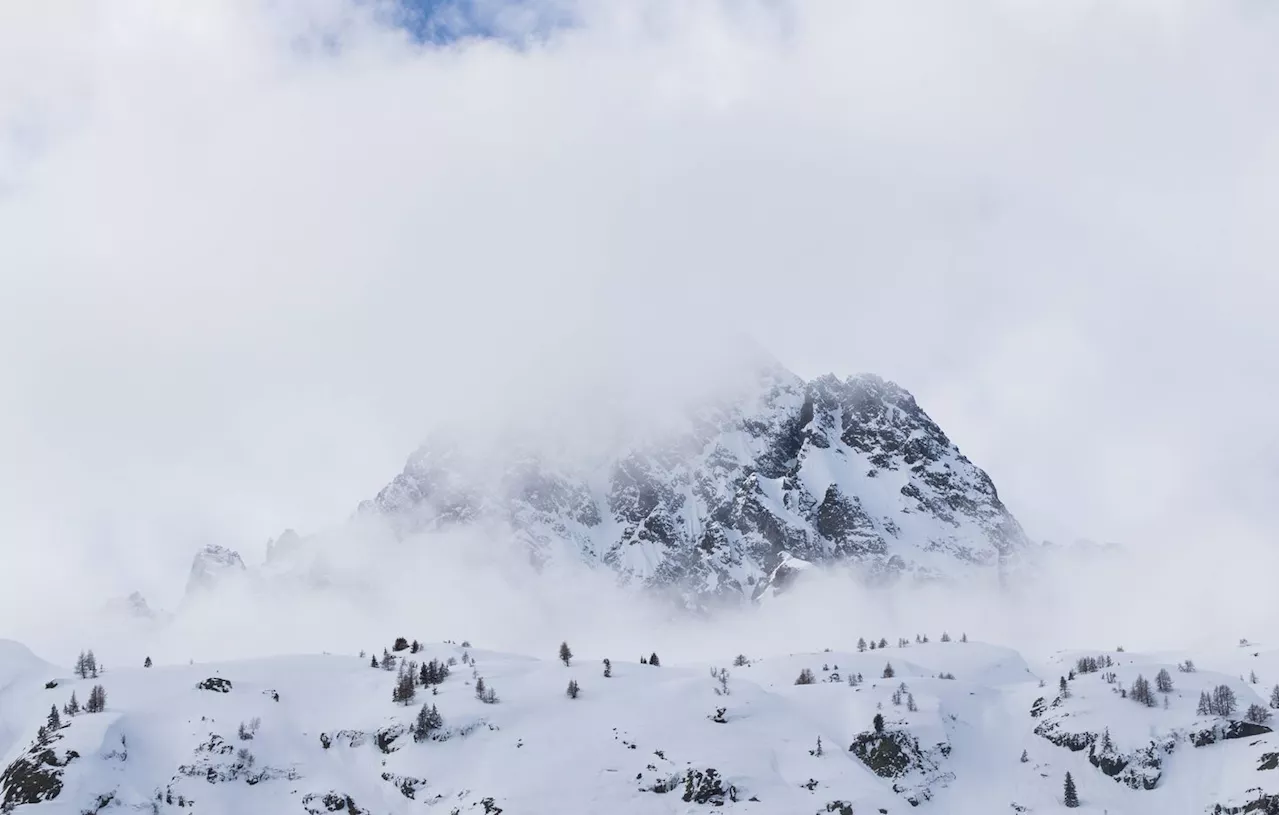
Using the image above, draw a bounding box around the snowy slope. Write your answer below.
[335,365,1028,608]
[2,637,1274,814]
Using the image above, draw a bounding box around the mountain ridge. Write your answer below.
[351,365,1028,606]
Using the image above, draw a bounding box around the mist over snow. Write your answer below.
[0,0,1275,680]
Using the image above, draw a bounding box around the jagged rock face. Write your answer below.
[361,366,1028,604]
[185,544,247,595]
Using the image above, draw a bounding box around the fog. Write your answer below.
[0,0,1274,663]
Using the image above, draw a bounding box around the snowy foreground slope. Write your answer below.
[1,638,1275,815]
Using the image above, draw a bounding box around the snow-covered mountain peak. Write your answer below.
[358,366,1028,606]
[184,545,246,597]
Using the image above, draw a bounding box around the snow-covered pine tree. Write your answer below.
[940,632,951,642]
[566,679,580,699]
[1250,670,1259,684]
[961,633,968,643]
[649,652,661,667]
[795,668,816,685]
[857,638,867,652]
[1197,691,1211,715]
[1020,749,1029,763]
[882,663,895,679]
[1155,668,1173,693]
[1063,772,1079,807]
[872,713,885,733]
[144,656,152,668]
[47,705,60,729]
[474,677,487,700]
[603,658,612,677]
[559,642,573,666]
[907,693,918,712]
[413,703,432,742]
[878,638,888,648]
[65,691,79,716]
[1059,676,1070,698]
[1270,685,1279,710]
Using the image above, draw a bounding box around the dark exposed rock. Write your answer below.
[682,768,736,806]
[196,677,232,693]
[302,791,364,813]
[0,724,78,808]
[1192,720,1274,748]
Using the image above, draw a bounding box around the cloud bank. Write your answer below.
[0,0,1273,648]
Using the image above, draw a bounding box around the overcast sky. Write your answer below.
[0,0,1274,619]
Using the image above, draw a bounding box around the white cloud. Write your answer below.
[0,0,1273,640]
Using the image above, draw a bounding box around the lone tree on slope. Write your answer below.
[566,679,580,699]
[882,663,895,679]
[1155,668,1173,693]
[649,652,661,667]
[143,656,152,668]
[602,658,612,678]
[873,713,885,734]
[1063,772,1079,807]
[559,642,573,667]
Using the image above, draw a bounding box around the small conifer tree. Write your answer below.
[873,713,885,733]
[1063,772,1079,807]
[559,642,573,667]
[144,656,152,668]
[649,652,661,667]
[857,638,867,652]
[602,658,612,678]
[882,662,894,679]
[566,679,580,699]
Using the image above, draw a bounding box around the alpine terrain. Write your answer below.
[353,365,1028,606]
[1,636,1275,814]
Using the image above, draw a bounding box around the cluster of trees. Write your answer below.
[890,682,918,711]
[237,718,261,740]
[795,668,816,685]
[59,685,107,718]
[1197,685,1238,717]
[389,657,455,705]
[710,667,731,695]
[412,703,443,741]
[473,676,499,704]
[566,679,580,699]
[1129,674,1156,707]
[855,633,966,652]
[1074,654,1115,674]
[74,650,100,679]
[639,653,661,666]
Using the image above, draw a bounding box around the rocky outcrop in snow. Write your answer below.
[184,544,246,596]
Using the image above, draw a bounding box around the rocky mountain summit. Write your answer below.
[358,365,1028,605]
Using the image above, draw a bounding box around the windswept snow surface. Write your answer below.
[1,638,1274,814]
